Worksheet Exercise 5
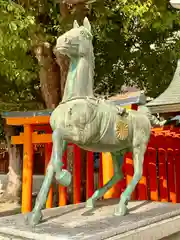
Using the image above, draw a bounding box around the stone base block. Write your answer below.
[0,200,180,239]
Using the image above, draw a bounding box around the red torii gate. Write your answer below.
[2,111,98,213]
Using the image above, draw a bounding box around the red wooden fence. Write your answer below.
[44,127,180,207]
[124,127,180,203]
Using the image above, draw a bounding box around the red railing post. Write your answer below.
[98,153,103,189]
[175,149,180,203]
[86,151,94,199]
[136,151,148,200]
[45,143,53,208]
[73,144,81,204]
[167,148,176,203]
[147,147,159,201]
[158,148,168,202]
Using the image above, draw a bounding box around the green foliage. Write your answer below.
[0,0,37,83]
[1,0,180,101]
[89,0,180,97]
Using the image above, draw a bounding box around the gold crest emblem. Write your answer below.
[116,119,129,141]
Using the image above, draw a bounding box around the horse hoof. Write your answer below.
[114,204,128,216]
[55,169,72,187]
[24,211,43,227]
[85,199,94,209]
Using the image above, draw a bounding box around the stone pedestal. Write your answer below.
[0,200,180,239]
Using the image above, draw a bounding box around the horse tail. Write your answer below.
[138,105,166,127]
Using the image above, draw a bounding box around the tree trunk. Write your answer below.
[34,42,62,108]
[55,53,70,97]
[0,124,22,205]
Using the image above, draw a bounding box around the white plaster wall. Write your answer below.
[0,172,99,195]
[0,174,44,194]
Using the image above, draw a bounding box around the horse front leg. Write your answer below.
[25,128,71,226]
[86,152,123,209]
[115,143,146,216]
[52,129,71,187]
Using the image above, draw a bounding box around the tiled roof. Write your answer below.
[109,91,146,106]
[148,103,180,114]
[147,60,180,107]
[1,110,52,118]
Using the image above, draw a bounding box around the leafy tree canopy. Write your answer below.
[1,0,180,103]
[90,0,180,97]
[0,0,37,83]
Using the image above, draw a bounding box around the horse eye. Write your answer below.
[80,30,91,40]
[65,37,72,44]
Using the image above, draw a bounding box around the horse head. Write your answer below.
[54,17,93,60]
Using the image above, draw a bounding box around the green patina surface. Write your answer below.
[25,18,166,226]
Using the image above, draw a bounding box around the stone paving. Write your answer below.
[0,200,180,239]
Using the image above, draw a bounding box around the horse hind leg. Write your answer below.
[86,152,124,209]
[25,128,71,226]
[115,143,146,216]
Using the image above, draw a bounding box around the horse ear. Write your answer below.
[73,20,79,28]
[83,17,91,32]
